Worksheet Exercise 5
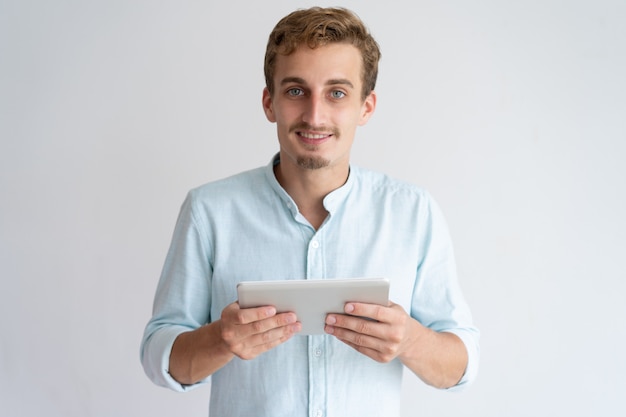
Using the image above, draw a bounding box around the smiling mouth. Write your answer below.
[298,131,332,140]
[290,123,339,145]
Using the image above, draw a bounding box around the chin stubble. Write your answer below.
[296,156,330,170]
[289,122,339,170]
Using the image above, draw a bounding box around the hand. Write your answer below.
[324,301,469,388]
[324,301,416,363]
[219,301,301,360]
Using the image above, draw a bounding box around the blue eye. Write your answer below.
[287,88,304,96]
[331,90,346,99]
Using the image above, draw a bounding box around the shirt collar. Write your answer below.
[264,153,355,216]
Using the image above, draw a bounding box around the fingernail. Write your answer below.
[326,315,336,325]
[345,304,354,313]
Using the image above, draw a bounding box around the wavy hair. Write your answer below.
[264,7,381,101]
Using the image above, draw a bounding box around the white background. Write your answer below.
[1,1,625,416]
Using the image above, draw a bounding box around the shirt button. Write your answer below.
[311,240,320,248]
[315,410,323,417]
[314,349,322,357]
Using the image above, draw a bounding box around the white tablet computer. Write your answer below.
[237,278,389,335]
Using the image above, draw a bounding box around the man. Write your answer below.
[141,7,479,416]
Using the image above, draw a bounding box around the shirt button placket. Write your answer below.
[307,234,326,417]
[309,335,327,417]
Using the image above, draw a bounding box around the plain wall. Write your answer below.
[1,0,625,416]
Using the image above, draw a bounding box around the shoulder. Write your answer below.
[351,165,432,204]
[187,166,267,202]
[346,166,447,238]
[176,166,273,224]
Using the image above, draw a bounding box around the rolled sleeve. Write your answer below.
[412,192,480,390]
[140,325,210,392]
[443,328,480,390]
[140,191,212,391]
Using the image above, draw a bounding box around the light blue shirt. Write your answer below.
[141,155,479,417]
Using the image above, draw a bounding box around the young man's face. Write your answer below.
[262,43,376,172]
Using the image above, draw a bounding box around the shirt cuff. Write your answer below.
[441,328,480,391]
[141,325,210,392]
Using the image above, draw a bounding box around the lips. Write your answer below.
[297,131,333,145]
[299,132,331,140]
[290,123,338,145]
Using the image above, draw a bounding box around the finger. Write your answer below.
[224,306,298,339]
[231,319,302,360]
[326,302,407,342]
[342,302,392,323]
[235,323,302,359]
[222,303,297,342]
[246,311,299,336]
[325,309,387,339]
[325,322,398,363]
[249,320,302,349]
[228,302,278,325]
[325,314,384,340]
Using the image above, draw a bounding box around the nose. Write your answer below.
[302,93,326,127]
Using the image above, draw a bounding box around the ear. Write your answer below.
[358,90,377,126]
[262,87,276,123]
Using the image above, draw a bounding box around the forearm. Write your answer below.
[399,320,468,389]
[169,320,234,385]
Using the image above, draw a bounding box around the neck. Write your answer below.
[274,157,349,229]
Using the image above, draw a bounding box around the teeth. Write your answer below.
[300,132,328,139]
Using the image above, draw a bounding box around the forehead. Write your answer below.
[274,43,363,87]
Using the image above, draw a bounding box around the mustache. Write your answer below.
[289,122,340,137]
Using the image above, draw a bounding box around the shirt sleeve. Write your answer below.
[411,192,480,390]
[140,191,213,392]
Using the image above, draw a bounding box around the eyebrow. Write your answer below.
[280,77,355,89]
